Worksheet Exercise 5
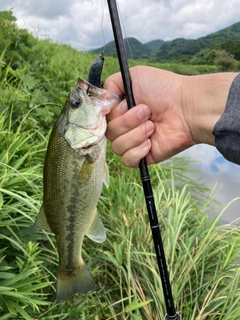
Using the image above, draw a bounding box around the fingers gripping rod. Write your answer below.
[106,1,181,319]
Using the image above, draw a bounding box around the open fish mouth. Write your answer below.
[79,78,97,94]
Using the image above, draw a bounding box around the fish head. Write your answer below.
[59,78,122,152]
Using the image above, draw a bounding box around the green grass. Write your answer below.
[0,16,240,319]
[127,59,220,75]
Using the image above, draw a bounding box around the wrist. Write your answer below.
[182,73,239,146]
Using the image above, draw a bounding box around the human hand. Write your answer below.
[106,66,194,167]
[106,66,236,167]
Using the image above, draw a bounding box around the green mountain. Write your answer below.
[92,21,240,60]
[155,22,240,60]
[92,37,151,59]
[144,39,165,50]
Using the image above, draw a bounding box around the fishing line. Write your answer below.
[116,3,142,80]
[113,1,149,140]
[116,2,135,61]
[99,0,106,54]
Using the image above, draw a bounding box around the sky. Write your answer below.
[1,0,240,50]
[1,0,240,223]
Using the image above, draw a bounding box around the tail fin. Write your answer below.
[56,263,95,304]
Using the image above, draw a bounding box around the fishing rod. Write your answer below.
[106,1,181,319]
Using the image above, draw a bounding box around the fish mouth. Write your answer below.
[78,78,96,95]
[78,77,117,101]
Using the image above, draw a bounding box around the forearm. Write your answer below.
[182,72,239,146]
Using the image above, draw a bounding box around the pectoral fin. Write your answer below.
[33,203,51,232]
[86,211,106,243]
[103,161,109,188]
[78,160,95,185]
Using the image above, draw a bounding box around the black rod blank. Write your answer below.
[106,1,181,319]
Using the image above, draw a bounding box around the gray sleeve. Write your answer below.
[212,73,240,165]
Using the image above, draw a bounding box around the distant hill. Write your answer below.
[92,37,151,59]
[144,39,165,50]
[92,21,240,61]
[155,21,240,60]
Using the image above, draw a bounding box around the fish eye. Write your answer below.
[70,97,82,108]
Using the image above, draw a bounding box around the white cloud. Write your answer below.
[180,145,240,224]
[0,0,239,49]
[180,144,223,170]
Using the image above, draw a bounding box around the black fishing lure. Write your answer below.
[88,54,104,88]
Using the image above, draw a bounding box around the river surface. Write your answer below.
[180,145,240,225]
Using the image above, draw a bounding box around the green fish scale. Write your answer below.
[43,117,105,275]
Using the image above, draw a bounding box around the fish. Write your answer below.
[34,56,121,303]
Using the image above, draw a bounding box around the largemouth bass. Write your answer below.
[35,56,121,303]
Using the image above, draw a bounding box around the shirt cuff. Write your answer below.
[212,73,240,165]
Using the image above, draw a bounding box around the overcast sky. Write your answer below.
[1,0,240,223]
[1,0,240,50]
